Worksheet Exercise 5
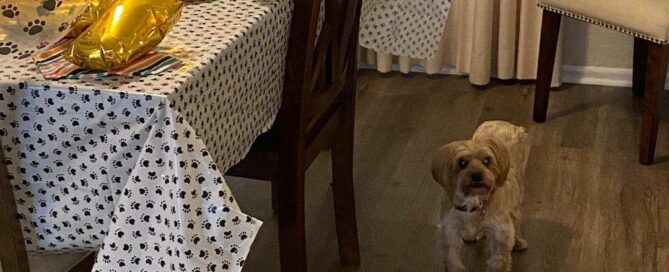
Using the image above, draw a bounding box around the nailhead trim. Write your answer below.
[538,3,668,44]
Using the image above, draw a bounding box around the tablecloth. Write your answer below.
[359,0,452,59]
[0,0,291,271]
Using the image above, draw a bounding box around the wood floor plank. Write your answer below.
[229,72,669,272]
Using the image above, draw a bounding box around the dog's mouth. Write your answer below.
[465,184,491,199]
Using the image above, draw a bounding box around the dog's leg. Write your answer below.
[440,214,465,272]
[511,209,528,252]
[484,217,514,272]
[445,229,465,272]
[461,212,484,243]
[512,225,528,252]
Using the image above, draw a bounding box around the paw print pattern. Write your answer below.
[36,41,50,49]
[221,260,230,270]
[0,42,19,55]
[23,20,46,35]
[182,204,191,213]
[195,173,206,184]
[102,255,111,263]
[0,1,279,271]
[229,244,239,254]
[14,49,34,60]
[58,22,69,32]
[42,0,63,11]
[199,250,209,259]
[1,4,19,18]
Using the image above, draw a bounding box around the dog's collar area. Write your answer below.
[453,204,484,213]
[454,188,495,213]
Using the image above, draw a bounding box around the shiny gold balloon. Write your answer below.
[66,0,114,38]
[0,1,90,62]
[64,0,183,71]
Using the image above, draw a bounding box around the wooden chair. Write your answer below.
[225,0,362,271]
[533,0,669,165]
[0,143,30,272]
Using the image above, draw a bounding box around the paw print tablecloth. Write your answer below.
[0,0,291,271]
[359,0,451,59]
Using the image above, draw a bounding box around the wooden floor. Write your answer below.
[227,71,669,272]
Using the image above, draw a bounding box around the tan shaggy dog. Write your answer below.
[432,121,529,272]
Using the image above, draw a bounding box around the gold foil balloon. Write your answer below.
[0,0,90,62]
[66,0,113,38]
[64,0,184,71]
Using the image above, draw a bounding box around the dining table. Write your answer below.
[0,0,291,271]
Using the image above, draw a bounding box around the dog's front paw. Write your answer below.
[446,263,465,272]
[462,233,483,243]
[461,227,484,243]
[445,253,465,272]
[486,255,509,272]
[513,236,528,252]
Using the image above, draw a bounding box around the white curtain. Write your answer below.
[361,0,563,86]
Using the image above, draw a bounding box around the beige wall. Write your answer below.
[562,17,634,68]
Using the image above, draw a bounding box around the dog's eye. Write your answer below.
[483,157,492,166]
[457,159,468,169]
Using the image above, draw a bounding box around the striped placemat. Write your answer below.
[34,39,182,80]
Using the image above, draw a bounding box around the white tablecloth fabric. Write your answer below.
[0,0,291,271]
[359,0,452,59]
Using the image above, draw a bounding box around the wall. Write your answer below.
[563,17,633,68]
[561,17,669,88]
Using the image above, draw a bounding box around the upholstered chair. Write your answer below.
[533,0,669,165]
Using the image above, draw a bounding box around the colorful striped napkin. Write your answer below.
[34,39,181,80]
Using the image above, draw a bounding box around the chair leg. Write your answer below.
[277,159,307,271]
[639,43,669,165]
[633,38,649,97]
[271,181,279,212]
[331,90,360,265]
[533,10,562,123]
[0,147,30,272]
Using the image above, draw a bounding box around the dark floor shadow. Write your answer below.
[455,219,573,271]
[547,100,609,121]
[377,71,399,78]
[513,219,574,272]
[545,89,634,121]
[654,154,669,164]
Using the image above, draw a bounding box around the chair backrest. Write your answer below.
[280,0,362,161]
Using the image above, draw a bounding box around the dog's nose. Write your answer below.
[471,172,483,183]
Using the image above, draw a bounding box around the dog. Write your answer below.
[432,121,529,272]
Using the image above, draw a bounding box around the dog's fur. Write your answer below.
[433,121,529,272]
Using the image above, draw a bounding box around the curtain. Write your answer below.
[360,0,563,86]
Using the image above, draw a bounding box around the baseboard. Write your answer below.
[360,63,669,89]
[562,65,632,87]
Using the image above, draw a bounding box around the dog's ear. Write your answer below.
[432,141,465,191]
[484,138,510,186]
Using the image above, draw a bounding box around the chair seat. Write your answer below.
[539,0,669,44]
